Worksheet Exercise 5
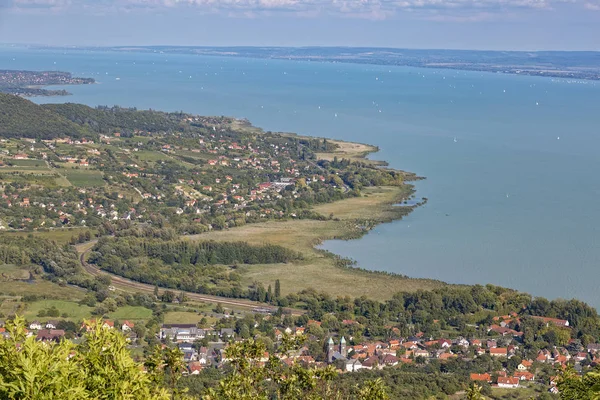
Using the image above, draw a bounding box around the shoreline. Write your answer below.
[189,126,445,300]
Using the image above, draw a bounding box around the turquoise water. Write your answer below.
[3,47,600,307]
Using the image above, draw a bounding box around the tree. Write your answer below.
[202,338,389,400]
[274,279,281,299]
[557,366,600,399]
[465,383,485,400]
[161,290,176,303]
[0,316,170,399]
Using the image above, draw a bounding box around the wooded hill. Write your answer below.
[0,93,88,139]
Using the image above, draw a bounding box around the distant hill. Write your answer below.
[0,93,88,139]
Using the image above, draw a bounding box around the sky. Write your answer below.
[0,0,599,50]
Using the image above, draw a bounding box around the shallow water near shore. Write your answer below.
[3,47,600,308]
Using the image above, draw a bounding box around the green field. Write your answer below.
[163,311,204,325]
[134,150,171,162]
[63,169,105,187]
[108,306,153,321]
[23,299,93,321]
[0,280,87,300]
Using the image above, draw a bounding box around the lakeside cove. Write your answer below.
[189,128,444,301]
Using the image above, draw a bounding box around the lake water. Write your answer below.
[3,46,600,308]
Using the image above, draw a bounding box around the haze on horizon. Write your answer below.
[0,0,598,51]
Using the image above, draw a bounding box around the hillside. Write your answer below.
[42,103,190,134]
[0,93,88,139]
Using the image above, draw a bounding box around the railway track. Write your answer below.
[78,246,304,315]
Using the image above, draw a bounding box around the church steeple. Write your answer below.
[340,336,347,357]
[327,337,335,363]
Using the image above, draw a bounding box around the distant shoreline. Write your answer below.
[25,45,600,81]
[0,69,96,97]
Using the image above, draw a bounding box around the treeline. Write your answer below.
[42,103,189,135]
[286,285,600,345]
[87,237,301,297]
[90,237,301,266]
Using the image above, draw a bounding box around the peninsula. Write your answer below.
[0,92,434,302]
[0,69,95,97]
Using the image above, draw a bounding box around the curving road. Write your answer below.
[78,243,304,315]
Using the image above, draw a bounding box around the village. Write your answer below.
[7,306,597,397]
[0,122,353,232]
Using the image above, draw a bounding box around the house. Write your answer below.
[122,321,135,332]
[36,329,65,342]
[414,349,430,358]
[381,354,399,366]
[188,361,203,375]
[497,377,520,389]
[361,357,378,370]
[470,373,492,383]
[29,321,43,330]
[490,347,508,357]
[220,328,234,339]
[518,360,533,370]
[438,339,452,348]
[514,371,535,381]
[45,320,59,329]
[345,359,363,372]
[160,324,204,343]
[438,352,456,360]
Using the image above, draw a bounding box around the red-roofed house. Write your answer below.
[497,377,520,389]
[513,371,535,381]
[122,321,135,332]
[470,373,492,382]
[490,348,508,357]
[517,360,533,370]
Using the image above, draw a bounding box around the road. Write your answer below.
[77,242,304,315]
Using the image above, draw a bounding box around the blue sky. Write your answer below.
[0,0,598,50]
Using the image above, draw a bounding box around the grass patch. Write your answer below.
[63,169,105,187]
[134,150,172,162]
[188,186,443,301]
[164,311,204,325]
[23,299,93,321]
[0,280,86,300]
[0,264,30,280]
[108,306,153,321]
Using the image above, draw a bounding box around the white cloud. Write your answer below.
[4,0,594,17]
[584,1,600,9]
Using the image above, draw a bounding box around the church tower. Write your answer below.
[327,337,335,363]
[340,336,347,357]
